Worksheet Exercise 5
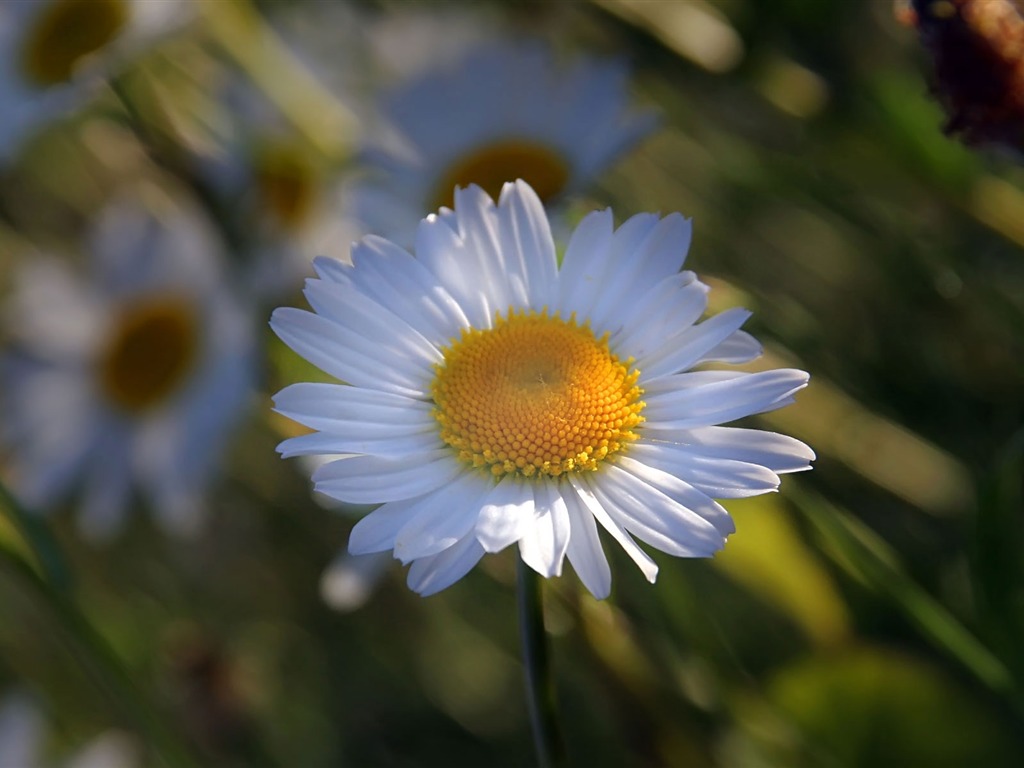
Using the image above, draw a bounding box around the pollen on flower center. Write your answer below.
[97,295,199,413]
[432,140,571,211]
[20,0,129,87]
[431,309,645,479]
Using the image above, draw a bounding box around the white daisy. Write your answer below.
[0,0,193,161]
[0,188,255,538]
[271,181,813,598]
[349,40,658,245]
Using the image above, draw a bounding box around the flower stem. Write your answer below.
[517,558,568,768]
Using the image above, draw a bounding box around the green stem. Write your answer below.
[517,558,568,768]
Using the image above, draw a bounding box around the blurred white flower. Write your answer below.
[0,692,43,768]
[205,128,360,300]
[271,181,813,598]
[193,3,367,299]
[320,550,394,613]
[348,40,660,245]
[0,187,255,538]
[0,692,139,768]
[0,0,194,162]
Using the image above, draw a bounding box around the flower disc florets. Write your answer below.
[432,308,644,478]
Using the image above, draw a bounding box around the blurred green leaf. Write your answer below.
[714,493,850,647]
[0,479,72,593]
[790,489,1013,697]
[734,645,1024,768]
[972,428,1024,681]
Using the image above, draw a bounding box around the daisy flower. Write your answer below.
[349,41,658,245]
[0,0,193,161]
[271,181,813,598]
[0,190,255,538]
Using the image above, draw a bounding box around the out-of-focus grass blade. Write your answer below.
[197,0,355,160]
[972,428,1024,678]
[0,479,72,592]
[714,494,850,647]
[0,543,201,768]
[790,488,1014,698]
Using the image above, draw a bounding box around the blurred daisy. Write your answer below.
[193,5,365,298]
[271,181,813,598]
[349,41,658,244]
[0,692,139,768]
[207,128,359,299]
[0,189,255,538]
[0,0,192,161]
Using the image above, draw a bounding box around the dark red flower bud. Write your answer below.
[899,0,1024,155]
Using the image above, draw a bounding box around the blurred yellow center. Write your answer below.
[255,144,319,230]
[20,0,129,87]
[97,296,199,413]
[432,310,644,479]
[432,140,570,210]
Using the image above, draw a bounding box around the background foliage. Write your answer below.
[2,1,1023,766]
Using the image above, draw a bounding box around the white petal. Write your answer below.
[638,307,752,380]
[616,456,736,536]
[571,474,659,583]
[6,258,104,356]
[313,450,463,504]
[406,534,486,596]
[345,236,470,344]
[694,329,762,365]
[274,382,433,424]
[302,279,442,368]
[415,209,496,331]
[518,481,571,578]
[555,209,614,319]
[393,471,492,563]
[586,212,662,330]
[496,180,558,310]
[274,383,440,456]
[312,255,349,282]
[277,433,357,458]
[349,502,415,555]
[642,369,810,429]
[644,370,748,390]
[475,474,538,553]
[677,426,816,473]
[295,430,441,459]
[611,272,708,357]
[592,461,729,555]
[563,485,612,599]
[630,441,780,499]
[586,213,691,331]
[78,436,132,541]
[270,308,430,397]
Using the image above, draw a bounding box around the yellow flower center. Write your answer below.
[97,296,199,413]
[432,310,644,479]
[20,0,129,87]
[432,140,571,211]
[255,143,320,230]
